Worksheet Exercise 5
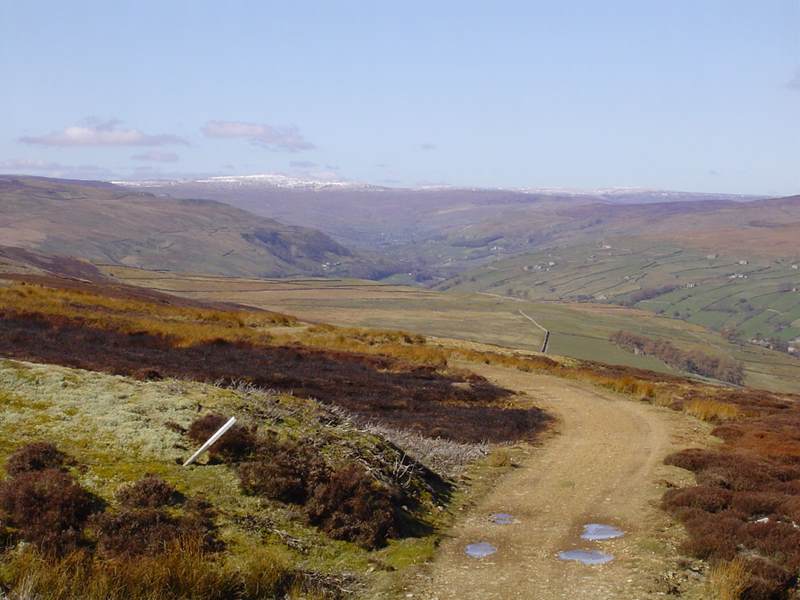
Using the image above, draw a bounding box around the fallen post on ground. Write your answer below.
[183,416,237,466]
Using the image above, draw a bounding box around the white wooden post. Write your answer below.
[183,416,237,467]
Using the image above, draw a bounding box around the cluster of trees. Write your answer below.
[610,330,745,385]
[618,285,679,306]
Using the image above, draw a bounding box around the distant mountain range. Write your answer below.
[115,173,764,203]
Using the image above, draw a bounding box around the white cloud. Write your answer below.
[19,118,187,147]
[131,151,180,163]
[202,120,314,151]
[419,142,437,151]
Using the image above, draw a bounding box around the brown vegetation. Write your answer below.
[0,308,549,443]
[0,444,339,599]
[3,441,70,477]
[115,475,184,509]
[237,436,327,505]
[306,464,401,549]
[189,418,407,549]
[0,445,105,557]
[187,413,258,461]
[621,284,679,306]
[662,395,800,597]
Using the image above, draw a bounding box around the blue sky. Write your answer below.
[1,1,798,194]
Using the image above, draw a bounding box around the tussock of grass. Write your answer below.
[683,399,741,422]
[486,449,512,468]
[0,540,297,600]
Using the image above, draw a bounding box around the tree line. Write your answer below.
[610,330,745,385]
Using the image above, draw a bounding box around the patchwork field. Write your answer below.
[438,240,800,348]
[102,266,800,394]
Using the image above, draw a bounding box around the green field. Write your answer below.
[438,240,800,348]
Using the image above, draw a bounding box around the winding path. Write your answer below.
[415,366,705,600]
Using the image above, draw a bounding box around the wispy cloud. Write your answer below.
[0,158,114,179]
[788,67,800,90]
[19,118,187,147]
[202,120,315,151]
[419,143,437,151]
[131,151,180,163]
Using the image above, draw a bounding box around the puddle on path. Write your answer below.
[491,513,515,525]
[558,550,614,565]
[580,523,624,541]
[465,542,497,558]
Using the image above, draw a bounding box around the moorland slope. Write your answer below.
[0,175,381,278]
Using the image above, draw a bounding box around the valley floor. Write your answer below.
[408,366,711,600]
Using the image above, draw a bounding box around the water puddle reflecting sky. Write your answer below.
[491,513,515,525]
[558,550,614,565]
[580,523,624,541]
[465,542,497,558]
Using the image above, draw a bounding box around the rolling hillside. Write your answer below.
[0,175,382,278]
[119,177,763,280]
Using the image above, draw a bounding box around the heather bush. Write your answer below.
[92,503,220,558]
[115,475,184,509]
[306,463,401,549]
[729,492,785,517]
[92,508,183,557]
[663,485,732,513]
[4,441,69,477]
[238,438,327,504]
[0,468,102,555]
[187,413,257,461]
[742,558,797,600]
[679,512,743,560]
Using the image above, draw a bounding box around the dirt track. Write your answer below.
[415,366,707,600]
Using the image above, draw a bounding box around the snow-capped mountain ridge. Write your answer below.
[113,173,765,202]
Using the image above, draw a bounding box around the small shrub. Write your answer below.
[663,486,732,513]
[238,439,327,504]
[115,475,183,509]
[741,558,796,600]
[4,442,68,477]
[680,512,743,560]
[306,463,401,549]
[187,413,256,461]
[92,506,218,558]
[0,468,102,555]
[729,492,784,518]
